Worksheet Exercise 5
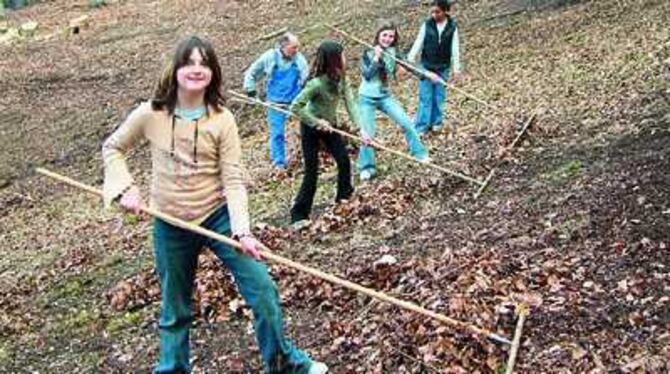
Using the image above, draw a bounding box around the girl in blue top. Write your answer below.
[358,21,430,181]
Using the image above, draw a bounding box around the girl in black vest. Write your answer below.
[407,0,463,135]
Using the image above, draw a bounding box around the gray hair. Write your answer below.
[277,32,299,49]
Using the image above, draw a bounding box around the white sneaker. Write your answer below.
[360,169,374,181]
[290,219,311,231]
[416,155,431,164]
[309,361,329,374]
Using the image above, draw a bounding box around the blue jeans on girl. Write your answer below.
[358,94,428,176]
[153,205,312,373]
[415,66,449,134]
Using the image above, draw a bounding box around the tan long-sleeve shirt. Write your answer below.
[102,101,251,236]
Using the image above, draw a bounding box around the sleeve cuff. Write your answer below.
[103,177,133,209]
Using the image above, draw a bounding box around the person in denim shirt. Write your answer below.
[244,33,309,170]
[358,21,430,181]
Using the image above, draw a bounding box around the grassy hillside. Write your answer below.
[1,0,668,372]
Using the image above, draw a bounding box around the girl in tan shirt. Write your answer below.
[103,35,327,374]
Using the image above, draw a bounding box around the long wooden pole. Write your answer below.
[508,111,537,150]
[36,167,511,345]
[504,304,529,373]
[227,90,484,187]
[325,24,501,114]
[473,167,496,200]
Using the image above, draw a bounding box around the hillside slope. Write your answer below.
[1,0,668,372]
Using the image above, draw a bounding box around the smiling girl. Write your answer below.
[357,21,430,181]
[102,36,327,374]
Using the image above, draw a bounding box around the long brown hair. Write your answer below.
[372,20,399,48]
[151,36,225,113]
[309,40,345,83]
[371,21,399,85]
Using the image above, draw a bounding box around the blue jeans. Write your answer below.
[415,66,449,134]
[153,205,312,373]
[358,94,428,175]
[267,106,289,168]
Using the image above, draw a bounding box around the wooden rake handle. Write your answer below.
[505,304,529,374]
[36,167,511,345]
[227,90,484,187]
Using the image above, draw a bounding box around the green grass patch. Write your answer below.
[543,159,584,184]
[63,309,102,331]
[0,343,10,363]
[89,0,105,8]
[558,160,583,178]
[105,310,144,335]
[123,213,141,226]
[39,251,149,313]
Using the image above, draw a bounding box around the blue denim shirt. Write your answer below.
[358,48,397,98]
[358,47,425,98]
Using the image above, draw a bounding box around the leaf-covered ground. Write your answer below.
[1,0,669,372]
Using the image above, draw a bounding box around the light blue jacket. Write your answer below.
[243,49,309,93]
